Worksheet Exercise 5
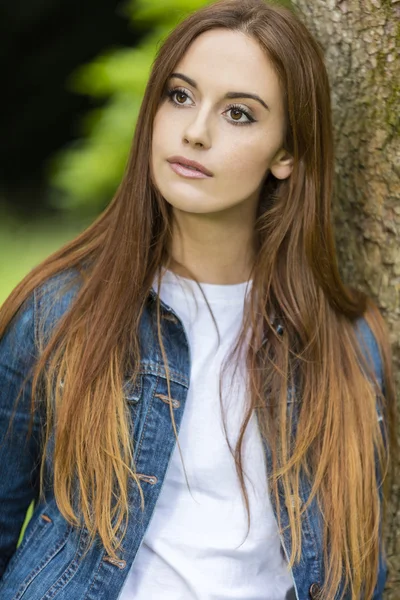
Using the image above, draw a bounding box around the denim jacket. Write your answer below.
[0,269,387,600]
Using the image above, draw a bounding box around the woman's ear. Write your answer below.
[270,149,294,180]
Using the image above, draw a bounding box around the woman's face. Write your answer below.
[151,28,293,217]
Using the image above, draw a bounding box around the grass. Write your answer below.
[0,214,89,305]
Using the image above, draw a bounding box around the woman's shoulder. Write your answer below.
[1,266,83,348]
[35,266,85,312]
[33,266,86,343]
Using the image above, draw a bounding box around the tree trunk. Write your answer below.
[290,0,400,596]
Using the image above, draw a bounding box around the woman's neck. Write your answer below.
[169,204,257,285]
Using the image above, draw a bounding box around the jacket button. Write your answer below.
[309,583,322,599]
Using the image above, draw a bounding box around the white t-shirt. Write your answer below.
[119,269,295,600]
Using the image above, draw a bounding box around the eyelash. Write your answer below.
[165,86,256,126]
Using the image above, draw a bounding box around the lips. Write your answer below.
[167,155,213,177]
[168,162,210,179]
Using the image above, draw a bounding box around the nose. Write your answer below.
[182,110,212,149]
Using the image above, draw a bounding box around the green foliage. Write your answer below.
[123,0,211,26]
[48,1,210,212]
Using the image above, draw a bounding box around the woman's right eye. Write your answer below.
[166,87,192,107]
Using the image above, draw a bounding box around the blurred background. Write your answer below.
[0,0,211,304]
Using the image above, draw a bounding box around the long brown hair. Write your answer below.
[1,1,397,598]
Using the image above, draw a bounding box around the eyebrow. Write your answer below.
[168,72,270,111]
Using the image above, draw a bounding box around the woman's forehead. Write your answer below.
[172,29,282,108]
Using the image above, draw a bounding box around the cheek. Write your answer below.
[152,114,168,157]
[219,136,274,188]
[151,115,171,179]
[152,102,176,145]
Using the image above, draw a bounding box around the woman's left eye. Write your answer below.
[165,87,255,126]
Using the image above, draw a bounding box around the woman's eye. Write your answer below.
[224,105,254,125]
[166,87,191,106]
[165,87,255,126]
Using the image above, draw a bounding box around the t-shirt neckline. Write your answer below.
[154,267,253,304]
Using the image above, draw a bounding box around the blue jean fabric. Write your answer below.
[0,270,387,599]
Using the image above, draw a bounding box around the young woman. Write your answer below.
[0,0,396,598]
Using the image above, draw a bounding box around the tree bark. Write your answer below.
[290,0,400,596]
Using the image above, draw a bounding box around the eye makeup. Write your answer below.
[164,86,257,127]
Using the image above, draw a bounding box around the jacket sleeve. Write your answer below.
[0,290,43,578]
[362,319,389,600]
